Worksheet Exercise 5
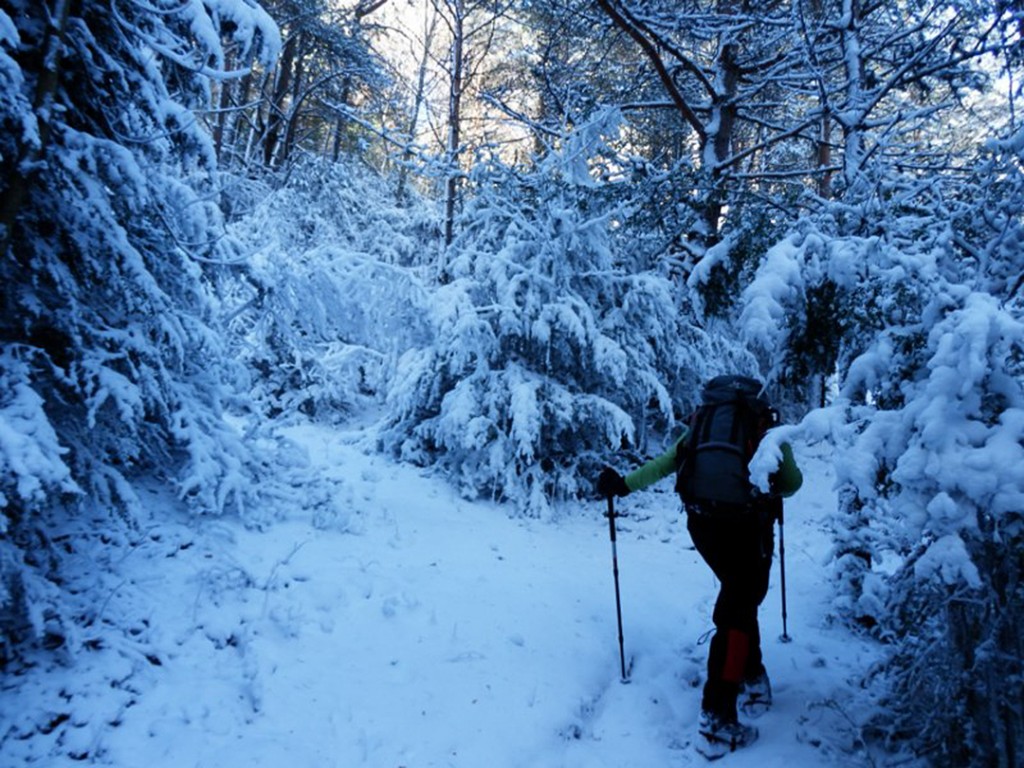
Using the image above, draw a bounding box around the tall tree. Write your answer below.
[578,0,1009,266]
[0,0,277,661]
[593,0,819,251]
[796,0,1006,230]
[208,0,391,174]
[428,0,520,247]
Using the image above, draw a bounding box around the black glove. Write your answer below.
[597,467,630,498]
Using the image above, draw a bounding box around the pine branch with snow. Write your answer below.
[0,0,279,664]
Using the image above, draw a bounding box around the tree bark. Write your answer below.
[263,33,298,168]
[442,0,465,248]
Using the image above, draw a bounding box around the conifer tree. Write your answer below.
[0,0,278,661]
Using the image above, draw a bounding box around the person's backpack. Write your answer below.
[675,375,778,508]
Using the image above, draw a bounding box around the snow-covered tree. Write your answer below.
[380,115,752,515]
[218,0,390,172]
[0,0,277,662]
[740,123,1024,768]
[224,158,437,419]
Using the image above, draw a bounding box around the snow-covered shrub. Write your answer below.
[380,122,744,516]
[228,245,433,419]
[0,0,278,662]
[740,129,1024,764]
[853,129,1024,768]
[844,289,1024,766]
[738,224,921,413]
[226,158,436,265]
[225,159,436,419]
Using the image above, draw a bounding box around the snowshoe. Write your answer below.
[739,670,772,719]
[695,711,758,760]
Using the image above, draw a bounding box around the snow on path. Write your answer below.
[2,423,882,766]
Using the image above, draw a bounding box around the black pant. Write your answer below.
[687,503,775,721]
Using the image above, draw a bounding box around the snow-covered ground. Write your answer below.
[2,422,886,767]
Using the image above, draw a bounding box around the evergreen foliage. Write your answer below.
[225,159,436,419]
[739,128,1024,765]
[0,0,278,662]
[380,121,750,516]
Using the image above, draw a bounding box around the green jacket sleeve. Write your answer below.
[624,431,688,493]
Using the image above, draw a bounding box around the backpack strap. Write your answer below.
[674,407,701,485]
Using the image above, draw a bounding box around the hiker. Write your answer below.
[596,375,802,754]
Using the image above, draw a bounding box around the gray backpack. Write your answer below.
[675,376,777,507]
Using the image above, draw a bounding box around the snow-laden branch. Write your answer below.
[112,0,280,81]
[594,0,707,142]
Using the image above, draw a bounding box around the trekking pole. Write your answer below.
[606,494,630,683]
[777,500,791,643]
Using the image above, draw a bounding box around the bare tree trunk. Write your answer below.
[839,0,865,199]
[263,33,298,168]
[212,79,231,161]
[701,26,741,243]
[796,0,836,201]
[331,75,352,162]
[442,0,465,249]
[397,2,439,202]
[816,108,834,199]
[280,39,307,166]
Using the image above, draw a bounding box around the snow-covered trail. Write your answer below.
[2,422,881,767]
